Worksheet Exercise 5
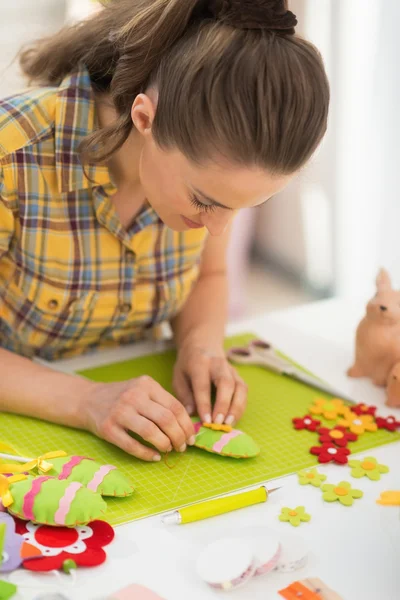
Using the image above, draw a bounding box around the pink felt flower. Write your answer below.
[292,415,321,432]
[375,415,400,432]
[15,519,114,572]
[317,425,358,447]
[352,403,377,417]
[310,443,351,465]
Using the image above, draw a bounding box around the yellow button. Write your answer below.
[47,299,59,311]
[334,487,348,496]
[306,473,315,479]
[120,303,132,314]
[361,461,375,471]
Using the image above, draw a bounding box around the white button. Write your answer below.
[327,448,337,455]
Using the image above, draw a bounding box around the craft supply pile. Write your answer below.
[0,334,399,597]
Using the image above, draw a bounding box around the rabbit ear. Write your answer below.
[376,268,392,292]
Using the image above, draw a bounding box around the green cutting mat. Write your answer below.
[1,334,399,526]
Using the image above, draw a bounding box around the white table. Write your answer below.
[9,299,400,600]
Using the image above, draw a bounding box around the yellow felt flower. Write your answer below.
[309,398,347,420]
[338,412,377,435]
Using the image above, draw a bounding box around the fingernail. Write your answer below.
[186,405,194,415]
[215,413,224,424]
[225,415,235,426]
[188,435,196,446]
[153,454,161,462]
[179,443,187,453]
[203,413,212,424]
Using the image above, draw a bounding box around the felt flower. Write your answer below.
[0,512,24,572]
[292,415,321,432]
[317,426,357,447]
[14,519,114,572]
[279,506,311,527]
[309,398,347,420]
[352,403,377,417]
[297,468,327,488]
[337,412,377,435]
[348,457,389,481]
[321,481,363,506]
[310,443,350,465]
[375,415,400,432]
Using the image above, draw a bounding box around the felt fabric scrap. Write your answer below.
[376,491,400,506]
[348,457,389,481]
[6,476,107,527]
[317,426,357,447]
[15,518,114,571]
[309,398,347,420]
[279,506,311,527]
[297,468,326,488]
[310,443,350,465]
[351,403,377,417]
[321,481,363,506]
[192,419,260,458]
[337,412,377,435]
[0,580,17,600]
[292,415,321,432]
[375,416,400,432]
[0,513,24,572]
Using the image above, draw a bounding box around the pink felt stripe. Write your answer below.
[54,482,83,525]
[212,430,242,453]
[58,455,88,480]
[87,465,116,492]
[22,476,52,521]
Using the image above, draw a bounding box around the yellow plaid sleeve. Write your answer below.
[0,166,14,259]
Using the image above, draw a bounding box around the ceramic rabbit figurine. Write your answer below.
[348,270,400,399]
[386,362,400,408]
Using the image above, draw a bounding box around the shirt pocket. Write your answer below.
[1,274,95,353]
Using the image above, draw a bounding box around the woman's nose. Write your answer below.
[201,210,233,236]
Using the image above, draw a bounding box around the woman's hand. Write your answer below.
[83,376,196,462]
[173,343,248,426]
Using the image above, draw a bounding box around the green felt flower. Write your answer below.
[321,481,363,506]
[279,506,311,527]
[348,457,389,481]
[297,468,327,488]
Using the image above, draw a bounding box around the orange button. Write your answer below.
[47,299,59,311]
[334,486,348,496]
[330,430,344,440]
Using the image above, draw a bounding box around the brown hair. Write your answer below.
[19,0,330,173]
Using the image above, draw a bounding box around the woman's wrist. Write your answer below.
[176,328,225,357]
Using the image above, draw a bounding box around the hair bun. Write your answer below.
[207,0,297,33]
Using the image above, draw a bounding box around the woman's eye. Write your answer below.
[189,194,216,214]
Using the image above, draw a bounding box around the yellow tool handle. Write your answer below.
[180,486,268,524]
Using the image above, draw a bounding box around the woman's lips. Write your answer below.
[181,216,204,229]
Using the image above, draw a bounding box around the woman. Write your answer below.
[0,0,329,460]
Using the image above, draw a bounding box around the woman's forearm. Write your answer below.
[0,347,95,428]
[171,272,228,352]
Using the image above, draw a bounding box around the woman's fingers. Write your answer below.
[210,359,236,424]
[224,368,248,425]
[172,368,195,416]
[138,376,195,446]
[190,369,212,424]
[102,423,162,462]
[138,400,190,452]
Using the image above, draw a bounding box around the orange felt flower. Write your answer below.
[338,412,377,435]
[309,398,347,420]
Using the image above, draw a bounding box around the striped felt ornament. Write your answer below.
[48,456,134,497]
[3,475,106,527]
[192,419,260,459]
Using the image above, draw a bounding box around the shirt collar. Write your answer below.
[55,65,111,194]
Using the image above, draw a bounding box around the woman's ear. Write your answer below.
[131,93,157,136]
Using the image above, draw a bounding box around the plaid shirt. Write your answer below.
[0,67,207,360]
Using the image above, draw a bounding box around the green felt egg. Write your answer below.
[193,422,260,458]
[7,475,107,527]
[48,455,134,497]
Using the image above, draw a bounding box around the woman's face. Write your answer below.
[133,93,294,235]
[139,137,293,236]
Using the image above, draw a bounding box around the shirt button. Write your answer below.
[120,303,132,314]
[47,299,59,311]
[125,251,135,263]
